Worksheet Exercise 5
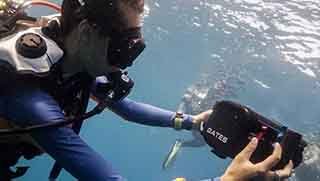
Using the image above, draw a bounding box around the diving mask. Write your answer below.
[108,27,145,69]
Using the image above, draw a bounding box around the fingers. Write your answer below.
[193,109,214,130]
[237,137,258,160]
[264,160,294,181]
[255,143,282,173]
[276,160,294,178]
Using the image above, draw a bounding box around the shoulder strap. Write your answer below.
[60,0,84,37]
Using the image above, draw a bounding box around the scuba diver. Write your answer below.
[0,0,295,180]
[0,0,213,180]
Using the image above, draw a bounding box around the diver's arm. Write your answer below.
[104,88,212,130]
[107,98,194,130]
[90,81,194,129]
[90,76,208,130]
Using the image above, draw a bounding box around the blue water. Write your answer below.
[19,0,320,180]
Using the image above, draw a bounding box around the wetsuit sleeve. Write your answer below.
[107,98,194,130]
[91,77,194,130]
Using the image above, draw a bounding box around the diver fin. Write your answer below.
[162,140,183,170]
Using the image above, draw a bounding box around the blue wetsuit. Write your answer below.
[0,77,195,180]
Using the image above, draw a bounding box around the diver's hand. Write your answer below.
[220,138,291,181]
[192,109,213,130]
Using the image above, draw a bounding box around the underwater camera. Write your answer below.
[200,100,307,170]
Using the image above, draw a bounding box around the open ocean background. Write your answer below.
[18,0,320,180]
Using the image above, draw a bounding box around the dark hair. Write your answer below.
[82,0,143,34]
[122,0,144,14]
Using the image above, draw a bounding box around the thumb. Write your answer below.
[196,109,213,122]
[255,142,282,172]
[238,137,258,160]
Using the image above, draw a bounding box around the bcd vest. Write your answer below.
[0,21,88,180]
[0,26,63,75]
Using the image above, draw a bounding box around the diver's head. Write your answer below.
[63,0,146,76]
[80,0,146,70]
[82,0,144,32]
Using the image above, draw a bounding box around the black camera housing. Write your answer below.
[200,100,306,169]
